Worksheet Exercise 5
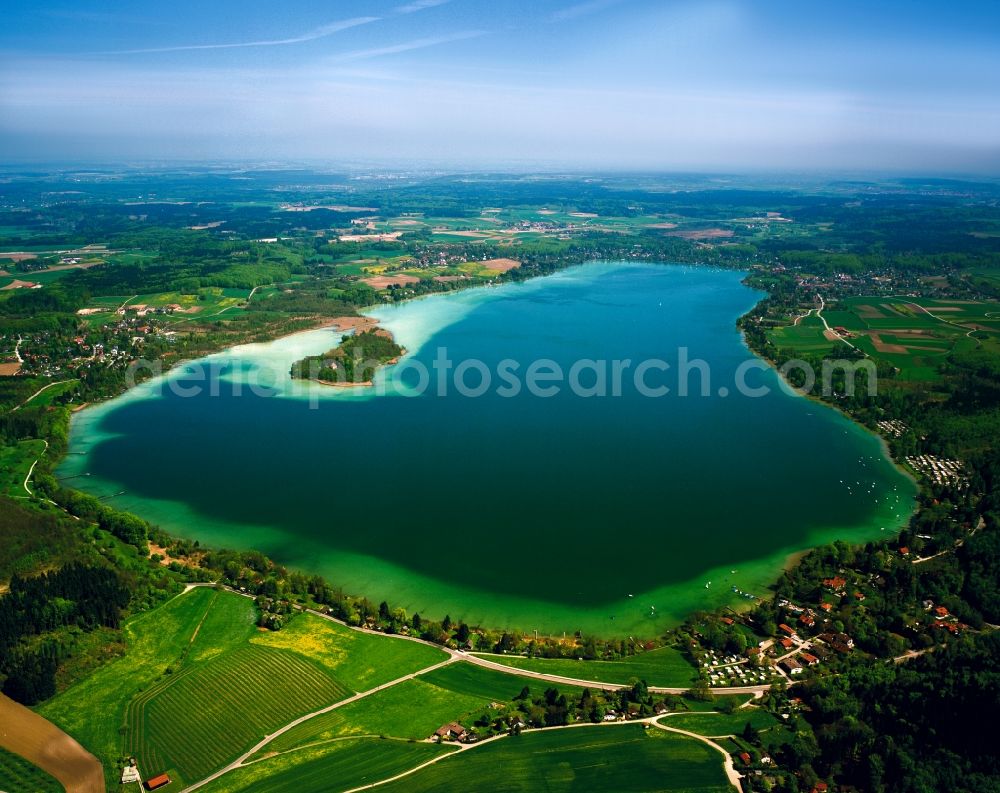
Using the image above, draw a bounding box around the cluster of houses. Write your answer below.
[922,600,968,636]
[697,646,778,687]
[904,454,969,487]
[114,302,188,318]
[876,419,908,438]
[432,721,480,744]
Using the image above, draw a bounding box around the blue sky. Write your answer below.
[1,0,998,171]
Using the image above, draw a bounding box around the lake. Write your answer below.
[60,262,916,635]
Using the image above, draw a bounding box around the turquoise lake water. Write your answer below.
[60,262,916,635]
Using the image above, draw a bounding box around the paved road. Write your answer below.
[651,716,743,790]
[460,651,774,696]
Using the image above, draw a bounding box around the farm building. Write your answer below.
[145,773,171,790]
[433,722,468,742]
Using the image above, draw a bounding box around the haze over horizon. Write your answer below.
[2,0,999,172]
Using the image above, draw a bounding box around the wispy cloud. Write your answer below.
[104,16,380,54]
[550,0,623,23]
[394,0,452,14]
[332,30,486,62]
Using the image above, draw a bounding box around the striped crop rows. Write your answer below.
[124,645,349,782]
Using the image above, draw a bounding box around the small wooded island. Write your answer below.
[289,329,404,386]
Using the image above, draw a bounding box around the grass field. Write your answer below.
[200,738,454,793]
[249,612,447,691]
[374,725,732,793]
[661,708,779,737]
[267,677,487,751]
[0,439,45,498]
[768,315,836,356]
[470,645,697,688]
[0,745,62,793]
[19,379,79,408]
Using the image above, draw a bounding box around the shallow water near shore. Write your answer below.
[61,262,916,635]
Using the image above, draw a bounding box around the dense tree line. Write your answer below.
[0,563,130,704]
[804,631,1000,793]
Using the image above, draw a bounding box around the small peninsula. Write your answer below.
[289,327,404,387]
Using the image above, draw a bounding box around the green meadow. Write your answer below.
[265,676,487,750]
[373,725,732,793]
[0,439,46,498]
[661,708,779,737]
[124,645,349,785]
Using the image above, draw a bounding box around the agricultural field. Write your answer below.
[768,294,1000,384]
[470,645,698,688]
[767,314,837,357]
[373,724,733,793]
[37,588,446,789]
[123,645,349,786]
[0,745,62,793]
[199,738,453,793]
[335,254,524,289]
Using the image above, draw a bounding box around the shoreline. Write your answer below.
[55,261,918,638]
[733,325,920,591]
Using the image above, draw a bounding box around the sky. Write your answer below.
[1,0,999,172]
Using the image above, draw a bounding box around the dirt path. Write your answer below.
[22,439,49,496]
[0,693,103,793]
[815,294,863,354]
